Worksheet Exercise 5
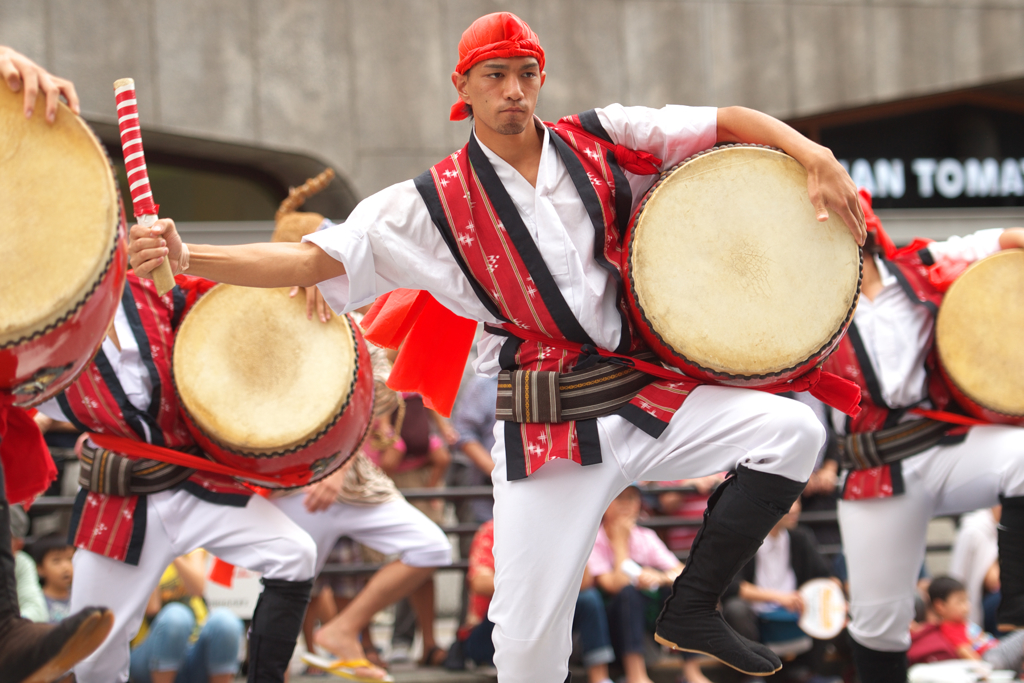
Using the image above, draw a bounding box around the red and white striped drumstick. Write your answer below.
[113,78,175,296]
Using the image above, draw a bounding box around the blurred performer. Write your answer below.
[34,271,318,683]
[0,45,117,683]
[127,12,866,681]
[824,191,1024,683]
[269,181,452,681]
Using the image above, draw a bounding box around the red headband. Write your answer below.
[450,12,545,121]
[858,188,896,260]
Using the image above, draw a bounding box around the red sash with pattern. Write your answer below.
[414,112,695,480]
[824,246,968,501]
[61,274,250,564]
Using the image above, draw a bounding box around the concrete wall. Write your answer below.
[5,0,1024,207]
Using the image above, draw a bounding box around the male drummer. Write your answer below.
[821,192,1024,683]
[0,45,114,683]
[33,271,320,683]
[128,12,866,682]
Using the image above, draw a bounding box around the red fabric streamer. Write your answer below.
[561,124,663,175]
[910,408,989,427]
[88,432,314,488]
[858,189,897,260]
[209,557,235,588]
[0,394,57,506]
[926,256,972,292]
[450,12,546,121]
[362,290,478,417]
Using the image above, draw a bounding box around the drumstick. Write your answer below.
[113,78,175,296]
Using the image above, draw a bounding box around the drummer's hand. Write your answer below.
[805,150,867,246]
[130,218,185,277]
[776,591,805,615]
[289,286,332,323]
[303,462,348,513]
[0,46,79,121]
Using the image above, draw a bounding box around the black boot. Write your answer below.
[849,637,907,683]
[248,577,312,683]
[997,496,1024,631]
[0,463,113,683]
[654,465,807,676]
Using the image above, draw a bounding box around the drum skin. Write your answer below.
[624,145,861,388]
[0,90,127,407]
[174,288,374,489]
[936,250,1024,426]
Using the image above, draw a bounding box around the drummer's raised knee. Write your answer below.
[263,530,318,582]
[766,398,825,478]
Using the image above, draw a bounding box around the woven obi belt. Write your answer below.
[838,418,957,472]
[79,441,195,497]
[496,350,660,424]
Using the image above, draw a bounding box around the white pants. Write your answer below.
[70,489,318,683]
[839,424,1024,652]
[271,494,452,574]
[488,385,825,683]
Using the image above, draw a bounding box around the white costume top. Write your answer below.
[305,104,718,376]
[830,229,1003,434]
[752,529,798,613]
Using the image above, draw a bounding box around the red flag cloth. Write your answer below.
[209,557,235,588]
[362,290,478,417]
[0,395,57,505]
[450,12,545,121]
[858,189,897,260]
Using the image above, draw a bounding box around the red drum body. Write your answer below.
[0,88,127,406]
[173,286,374,489]
[936,250,1024,426]
[624,145,862,387]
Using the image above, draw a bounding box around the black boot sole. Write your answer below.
[23,609,114,683]
[653,633,783,676]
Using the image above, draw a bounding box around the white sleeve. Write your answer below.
[927,228,1004,264]
[35,397,69,422]
[595,103,718,170]
[303,179,499,323]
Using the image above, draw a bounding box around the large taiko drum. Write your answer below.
[172,285,374,488]
[936,250,1024,426]
[0,87,127,406]
[624,145,862,387]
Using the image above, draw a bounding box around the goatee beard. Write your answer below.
[497,120,529,135]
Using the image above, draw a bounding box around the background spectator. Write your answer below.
[130,549,244,683]
[589,485,683,683]
[450,374,497,526]
[10,504,46,623]
[909,576,1024,674]
[950,506,1001,632]
[29,534,74,624]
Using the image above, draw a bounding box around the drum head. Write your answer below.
[937,250,1024,417]
[0,87,119,347]
[630,146,861,377]
[797,577,847,640]
[173,286,357,454]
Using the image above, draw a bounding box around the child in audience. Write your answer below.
[910,576,1024,673]
[31,535,74,624]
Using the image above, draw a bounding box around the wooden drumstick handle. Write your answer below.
[113,78,175,296]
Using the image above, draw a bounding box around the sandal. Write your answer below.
[419,644,447,667]
[301,653,394,682]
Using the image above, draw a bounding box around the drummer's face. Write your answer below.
[457,57,545,136]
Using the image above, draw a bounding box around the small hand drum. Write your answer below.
[624,145,862,387]
[172,285,374,488]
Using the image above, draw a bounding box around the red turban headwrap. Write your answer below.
[450,12,545,121]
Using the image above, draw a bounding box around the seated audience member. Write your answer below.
[130,550,244,683]
[950,507,1001,633]
[721,497,835,672]
[589,485,684,683]
[450,374,498,526]
[10,504,47,623]
[656,475,725,554]
[448,520,616,682]
[910,576,1024,674]
[30,535,74,624]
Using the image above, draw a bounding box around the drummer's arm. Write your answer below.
[129,219,345,288]
[716,106,866,246]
